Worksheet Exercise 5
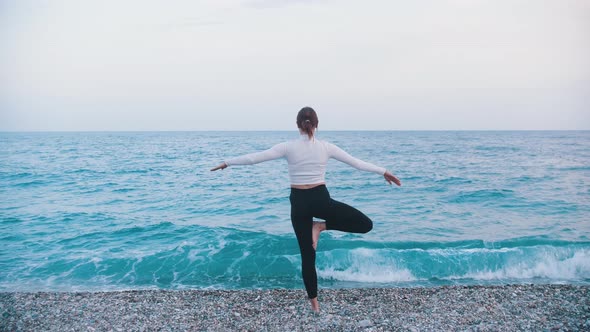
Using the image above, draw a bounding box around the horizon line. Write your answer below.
[1,129,589,133]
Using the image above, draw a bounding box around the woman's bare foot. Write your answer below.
[312,221,326,250]
[309,297,320,313]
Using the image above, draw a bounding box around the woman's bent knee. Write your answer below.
[361,220,373,233]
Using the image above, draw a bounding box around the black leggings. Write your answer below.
[289,185,373,299]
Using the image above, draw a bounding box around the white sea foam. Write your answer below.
[206,236,227,257]
[318,265,416,283]
[450,248,590,281]
[315,246,590,285]
[317,248,417,283]
[187,248,208,263]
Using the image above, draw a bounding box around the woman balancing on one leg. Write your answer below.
[211,107,401,312]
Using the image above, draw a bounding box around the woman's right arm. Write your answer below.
[210,162,228,171]
[210,142,287,171]
[327,142,401,186]
[384,171,401,186]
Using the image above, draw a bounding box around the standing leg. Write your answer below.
[290,193,319,312]
[290,212,318,299]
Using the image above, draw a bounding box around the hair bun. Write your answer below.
[296,106,318,139]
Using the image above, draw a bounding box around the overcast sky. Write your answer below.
[1,0,589,131]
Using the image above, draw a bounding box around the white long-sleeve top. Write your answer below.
[225,134,387,185]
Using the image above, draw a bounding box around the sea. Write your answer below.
[1,131,589,292]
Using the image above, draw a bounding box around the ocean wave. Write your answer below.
[434,177,473,185]
[0,171,35,179]
[317,248,417,283]
[4,230,589,291]
[474,145,521,152]
[448,189,515,204]
[314,244,590,285]
[12,179,48,187]
[457,249,590,281]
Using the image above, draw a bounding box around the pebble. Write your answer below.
[0,284,588,332]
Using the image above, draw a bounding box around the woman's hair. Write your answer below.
[296,106,319,139]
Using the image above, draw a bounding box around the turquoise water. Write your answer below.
[1,131,589,291]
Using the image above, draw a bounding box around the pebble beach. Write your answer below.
[1,284,589,331]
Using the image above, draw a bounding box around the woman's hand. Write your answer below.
[384,171,401,186]
[210,162,227,171]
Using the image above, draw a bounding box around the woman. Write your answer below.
[211,107,401,312]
